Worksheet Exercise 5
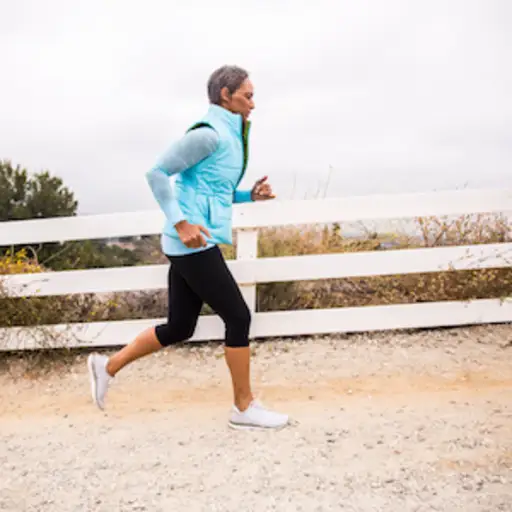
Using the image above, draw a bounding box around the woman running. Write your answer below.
[87,65,289,430]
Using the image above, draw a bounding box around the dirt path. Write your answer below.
[1,324,511,511]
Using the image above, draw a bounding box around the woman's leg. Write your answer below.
[169,246,288,429]
[169,247,253,410]
[87,261,203,409]
[106,263,203,376]
[105,328,161,377]
[224,345,253,411]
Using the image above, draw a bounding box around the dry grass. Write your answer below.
[256,213,511,312]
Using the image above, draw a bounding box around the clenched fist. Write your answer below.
[251,176,275,201]
[175,220,211,248]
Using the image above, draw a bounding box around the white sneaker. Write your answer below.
[87,353,112,410]
[228,400,289,430]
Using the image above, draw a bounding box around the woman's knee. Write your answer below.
[155,320,197,347]
[225,303,251,348]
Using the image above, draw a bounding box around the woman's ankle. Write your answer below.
[105,358,118,377]
[235,394,254,412]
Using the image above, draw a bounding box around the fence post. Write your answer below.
[236,228,258,313]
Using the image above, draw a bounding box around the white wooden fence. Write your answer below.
[0,189,511,351]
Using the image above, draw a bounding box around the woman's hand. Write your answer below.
[251,176,275,201]
[175,220,211,248]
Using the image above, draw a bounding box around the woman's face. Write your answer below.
[221,79,255,121]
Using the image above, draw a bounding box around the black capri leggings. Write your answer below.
[154,245,251,348]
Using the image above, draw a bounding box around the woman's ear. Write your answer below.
[219,86,231,106]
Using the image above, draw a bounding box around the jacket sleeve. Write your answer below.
[145,127,218,225]
[233,189,253,203]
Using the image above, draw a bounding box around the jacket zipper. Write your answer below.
[236,120,250,189]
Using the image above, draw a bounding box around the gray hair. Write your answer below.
[207,65,249,105]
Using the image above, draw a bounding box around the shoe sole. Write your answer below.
[87,355,103,410]
[228,421,288,431]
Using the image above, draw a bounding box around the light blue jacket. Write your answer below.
[146,104,253,255]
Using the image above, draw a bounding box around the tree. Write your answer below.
[0,160,78,220]
[0,160,138,270]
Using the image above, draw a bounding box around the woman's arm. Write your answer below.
[145,127,218,225]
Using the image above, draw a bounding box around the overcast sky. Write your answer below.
[1,0,511,214]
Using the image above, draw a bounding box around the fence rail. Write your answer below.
[1,188,511,351]
[1,188,510,245]
[3,243,512,298]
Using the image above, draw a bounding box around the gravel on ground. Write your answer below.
[1,323,511,511]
